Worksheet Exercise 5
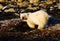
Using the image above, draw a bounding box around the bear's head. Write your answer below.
[20,13,30,21]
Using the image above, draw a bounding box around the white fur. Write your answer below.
[20,10,49,30]
[20,13,28,20]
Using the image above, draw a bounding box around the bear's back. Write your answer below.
[27,10,49,25]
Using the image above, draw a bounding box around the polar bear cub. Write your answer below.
[20,10,49,30]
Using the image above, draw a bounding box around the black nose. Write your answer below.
[22,17,25,19]
[22,17,27,20]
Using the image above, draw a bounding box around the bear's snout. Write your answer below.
[22,16,27,20]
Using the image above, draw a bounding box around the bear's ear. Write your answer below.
[25,13,29,18]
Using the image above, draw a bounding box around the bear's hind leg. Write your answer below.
[38,23,45,30]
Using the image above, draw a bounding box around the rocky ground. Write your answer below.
[0,19,60,41]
